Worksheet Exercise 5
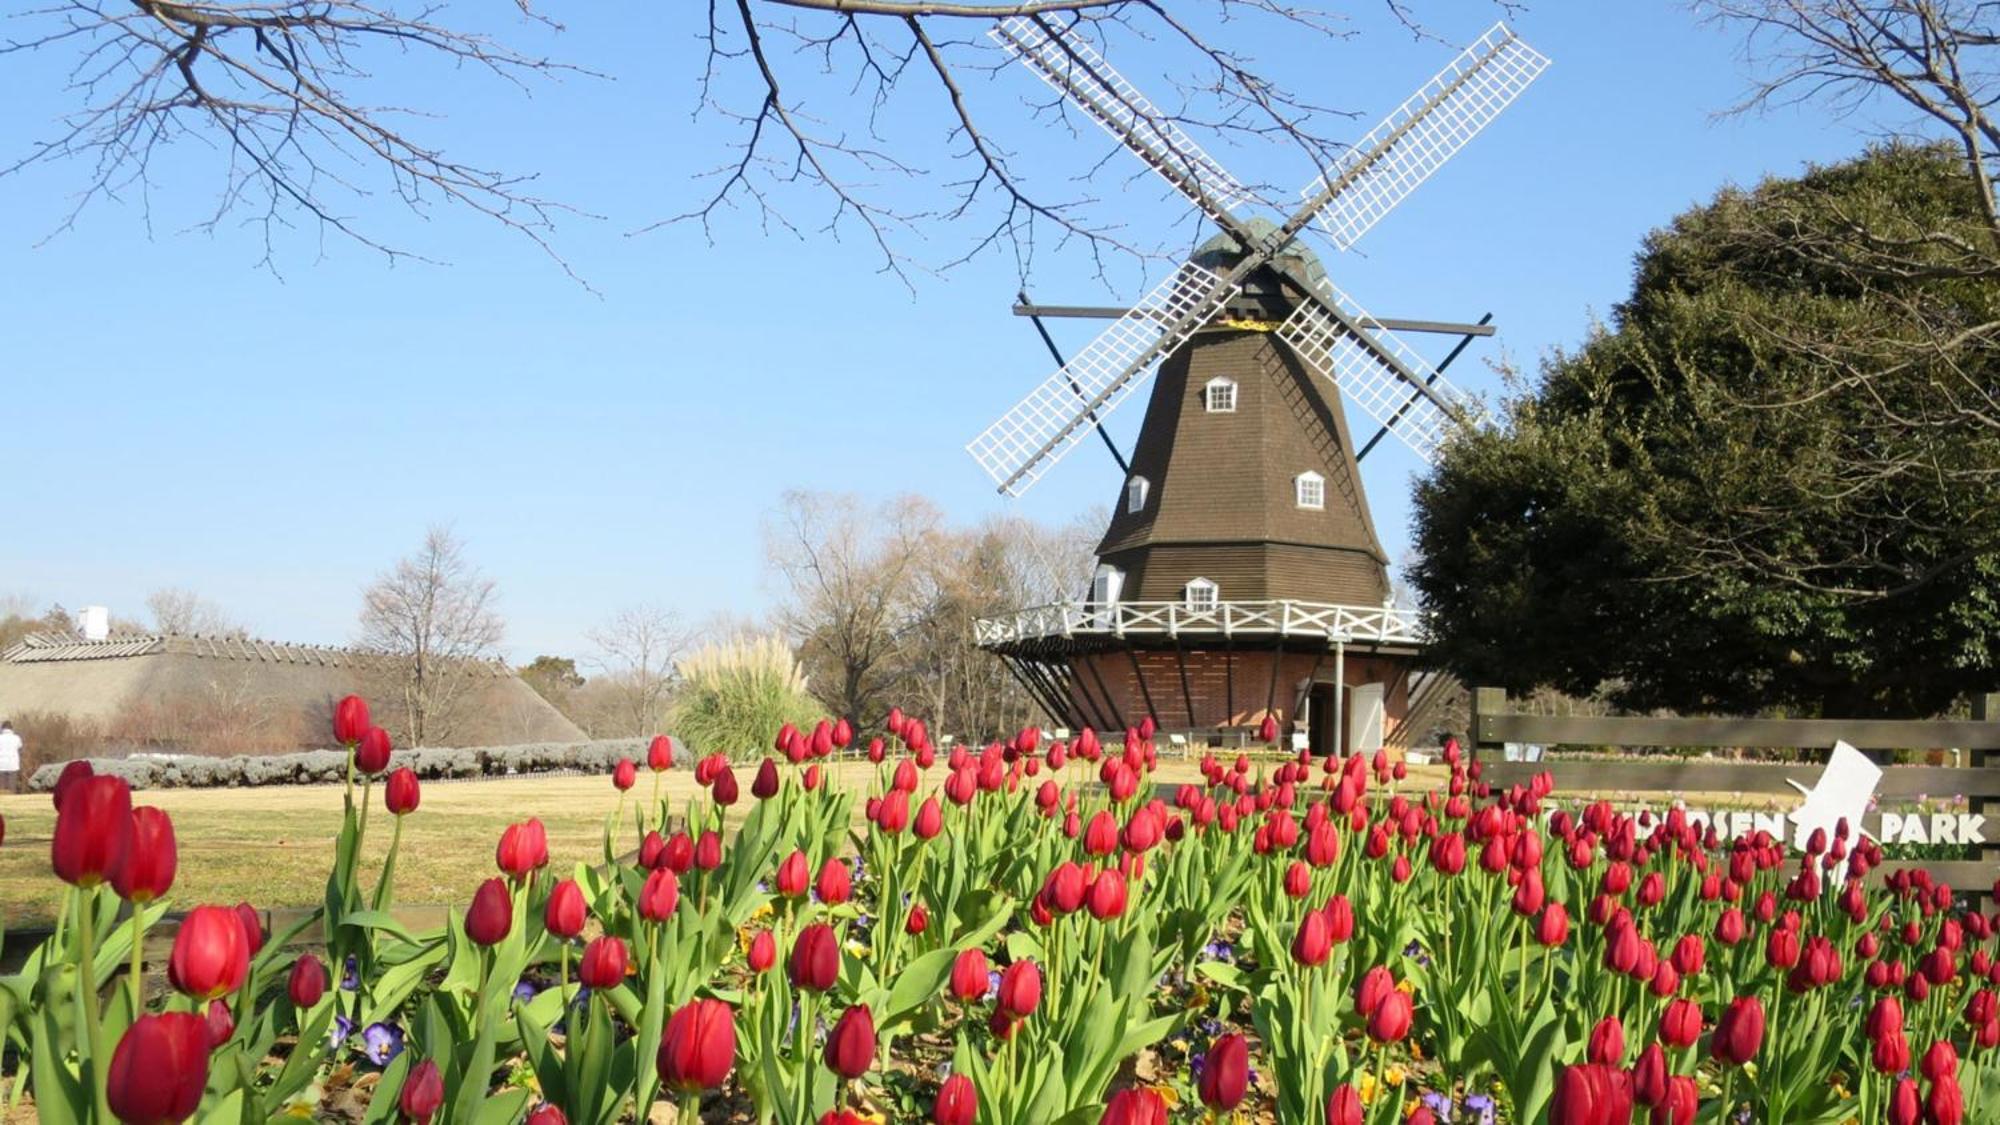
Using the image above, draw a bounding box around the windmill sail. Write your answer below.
[1300,23,1549,252]
[991,15,1255,228]
[1276,282,1469,464]
[967,262,1241,495]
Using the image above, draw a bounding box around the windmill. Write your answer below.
[968,18,1548,753]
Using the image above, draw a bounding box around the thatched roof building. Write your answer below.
[0,631,584,751]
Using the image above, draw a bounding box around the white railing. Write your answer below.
[974,599,1429,646]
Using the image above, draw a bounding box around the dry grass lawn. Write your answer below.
[0,758,1217,929]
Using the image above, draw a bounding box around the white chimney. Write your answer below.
[79,605,110,641]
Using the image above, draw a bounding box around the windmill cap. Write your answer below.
[1191,218,1327,293]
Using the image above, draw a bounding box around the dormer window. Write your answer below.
[1126,475,1150,513]
[1295,471,1325,510]
[1204,377,1237,413]
[1184,577,1219,611]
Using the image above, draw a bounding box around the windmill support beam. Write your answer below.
[1011,303,1496,338]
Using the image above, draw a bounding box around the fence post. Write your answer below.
[1470,686,1507,764]
[1974,693,2000,893]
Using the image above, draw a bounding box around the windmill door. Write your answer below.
[1307,683,1339,756]
[1349,683,1386,755]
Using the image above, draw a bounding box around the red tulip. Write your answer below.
[106,1012,209,1125]
[1660,997,1702,1048]
[694,830,723,871]
[1632,1043,1667,1107]
[1043,862,1089,914]
[1087,869,1129,921]
[203,998,234,1049]
[905,904,929,935]
[579,936,629,989]
[496,818,549,881]
[640,868,680,921]
[1326,1085,1363,1125]
[659,998,736,1091]
[1354,965,1395,1016]
[914,797,944,839]
[1652,1075,1697,1125]
[1711,996,1764,1065]
[400,1059,445,1124]
[790,923,841,991]
[1887,1078,1921,1125]
[465,877,514,946]
[527,1106,568,1125]
[816,857,852,905]
[613,758,638,791]
[1587,1016,1624,1065]
[747,930,777,973]
[1548,1062,1634,1125]
[776,850,810,897]
[1928,1075,1965,1125]
[713,766,739,805]
[933,1073,977,1125]
[1368,988,1414,1043]
[234,901,265,955]
[1292,909,1332,967]
[824,1004,876,1079]
[385,767,421,815]
[545,878,586,939]
[662,832,693,873]
[1198,1032,1249,1110]
[52,774,132,887]
[114,806,176,903]
[1101,1087,1169,1125]
[355,726,392,773]
[1537,903,1571,946]
[1324,895,1356,943]
[997,960,1042,1018]
[640,831,668,870]
[288,953,328,1008]
[950,948,989,1003]
[167,904,249,1000]
[648,734,674,771]
[752,757,781,799]
[332,694,371,745]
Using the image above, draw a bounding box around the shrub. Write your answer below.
[26,737,653,792]
[667,635,821,761]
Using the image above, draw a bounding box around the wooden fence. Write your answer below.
[1470,687,2000,893]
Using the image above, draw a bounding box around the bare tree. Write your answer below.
[145,586,245,636]
[356,526,505,746]
[586,604,690,738]
[766,490,939,725]
[6,2,1480,281]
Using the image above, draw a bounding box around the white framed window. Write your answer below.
[1184,577,1219,611]
[1295,471,1325,511]
[1204,377,1237,413]
[1091,565,1125,607]
[1126,475,1150,514]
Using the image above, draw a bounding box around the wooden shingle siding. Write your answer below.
[1093,268,1391,608]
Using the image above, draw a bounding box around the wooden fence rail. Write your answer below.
[1469,687,2000,896]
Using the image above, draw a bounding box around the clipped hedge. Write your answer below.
[26,736,695,792]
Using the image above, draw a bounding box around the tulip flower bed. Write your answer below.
[7,696,2000,1124]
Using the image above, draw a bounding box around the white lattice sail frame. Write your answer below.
[1277,282,1468,464]
[992,15,1256,223]
[1301,23,1550,252]
[967,263,1241,494]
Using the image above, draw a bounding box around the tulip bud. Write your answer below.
[203,998,234,1049]
[399,1059,445,1124]
[613,758,638,791]
[289,953,329,1009]
[168,904,250,1000]
[1292,910,1333,967]
[1711,996,1764,1066]
[1354,965,1394,1016]
[659,998,736,1092]
[790,923,841,992]
[1326,1085,1364,1125]
[1198,1032,1249,1110]
[1587,1016,1624,1065]
[1549,1063,1635,1125]
[355,726,392,773]
[824,1004,876,1079]
[52,774,132,887]
[579,936,629,989]
[106,1013,209,1125]
[648,734,674,771]
[496,818,550,881]
[712,767,739,805]
[545,878,587,939]
[640,868,680,922]
[905,903,929,935]
[1367,988,1414,1043]
[1103,1088,1170,1125]
[1887,1078,1921,1125]
[997,960,1042,1018]
[113,806,177,904]
[695,830,723,871]
[748,930,777,973]
[332,694,371,745]
[465,877,514,946]
[816,857,852,905]
[950,948,990,1003]
[527,1106,568,1125]
[1086,869,1129,921]
[385,767,421,815]
[914,797,944,840]
[933,1073,977,1125]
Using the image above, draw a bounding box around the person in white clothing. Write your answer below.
[0,720,20,793]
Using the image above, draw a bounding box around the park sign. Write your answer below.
[1657,742,1987,850]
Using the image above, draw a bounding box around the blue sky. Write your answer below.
[0,2,1879,663]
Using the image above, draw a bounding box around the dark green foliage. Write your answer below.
[1411,144,2000,717]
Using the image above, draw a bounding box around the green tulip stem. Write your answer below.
[76,888,111,1123]
[344,746,356,814]
[1514,922,1528,1020]
[650,770,663,829]
[128,909,147,1012]
[560,941,571,997]
[679,1090,700,1124]
[1768,981,1783,1122]
[358,775,374,848]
